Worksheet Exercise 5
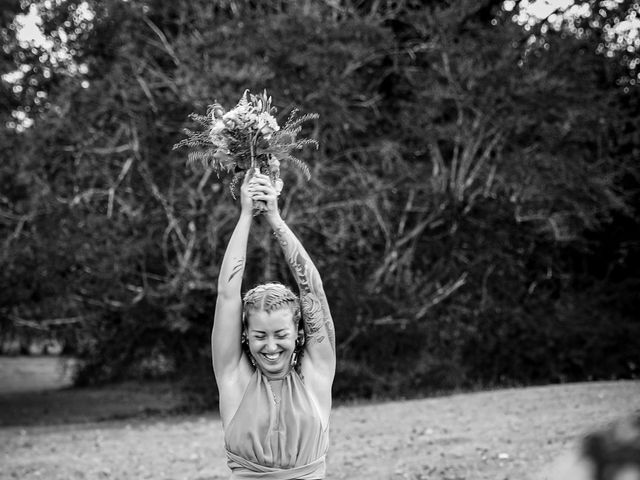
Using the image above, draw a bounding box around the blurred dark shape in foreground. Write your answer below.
[583,413,640,480]
[548,413,640,480]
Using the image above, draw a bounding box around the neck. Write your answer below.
[260,366,292,381]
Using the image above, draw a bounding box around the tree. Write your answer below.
[1,0,637,400]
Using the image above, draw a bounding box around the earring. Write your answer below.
[290,351,298,368]
[241,333,255,367]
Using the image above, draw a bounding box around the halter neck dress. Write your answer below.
[224,368,329,479]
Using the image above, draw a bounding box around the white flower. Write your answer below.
[224,105,247,125]
[257,112,280,139]
[222,110,239,127]
[209,129,228,148]
[268,155,280,170]
[209,119,225,138]
[210,104,225,120]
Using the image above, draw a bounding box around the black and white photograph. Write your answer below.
[1,1,638,479]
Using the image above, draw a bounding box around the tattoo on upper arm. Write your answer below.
[301,293,324,341]
[274,221,336,352]
[228,258,245,283]
[301,292,336,351]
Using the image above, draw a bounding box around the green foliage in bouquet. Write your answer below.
[173,90,318,199]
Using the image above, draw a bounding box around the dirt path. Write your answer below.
[0,356,75,394]
[0,356,188,426]
[1,380,637,480]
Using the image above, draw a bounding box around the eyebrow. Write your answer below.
[250,328,289,334]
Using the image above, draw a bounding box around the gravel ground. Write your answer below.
[0,379,638,480]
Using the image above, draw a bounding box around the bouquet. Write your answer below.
[173,89,319,211]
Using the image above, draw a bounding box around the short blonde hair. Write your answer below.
[242,282,301,327]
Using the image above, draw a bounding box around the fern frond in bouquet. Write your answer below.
[173,90,319,210]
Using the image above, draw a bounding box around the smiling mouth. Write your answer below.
[262,352,282,362]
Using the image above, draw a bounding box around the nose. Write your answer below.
[265,338,278,353]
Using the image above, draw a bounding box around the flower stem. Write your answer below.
[249,132,265,212]
[250,139,256,171]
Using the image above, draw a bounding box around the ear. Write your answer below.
[297,328,306,347]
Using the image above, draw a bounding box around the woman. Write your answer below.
[212,170,336,479]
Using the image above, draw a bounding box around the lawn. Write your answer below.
[0,357,637,479]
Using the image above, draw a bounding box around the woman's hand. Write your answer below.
[249,173,280,221]
[239,170,255,216]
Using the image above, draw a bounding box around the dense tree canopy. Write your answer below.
[1,0,638,401]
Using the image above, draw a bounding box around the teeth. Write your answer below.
[264,353,280,360]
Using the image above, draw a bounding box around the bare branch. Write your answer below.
[415,272,469,320]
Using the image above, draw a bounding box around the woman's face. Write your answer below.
[246,308,297,377]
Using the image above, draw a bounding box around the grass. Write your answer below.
[0,357,638,479]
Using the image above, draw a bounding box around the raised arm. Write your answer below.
[211,172,254,381]
[250,174,336,377]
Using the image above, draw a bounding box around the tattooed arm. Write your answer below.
[251,174,336,378]
[211,172,254,381]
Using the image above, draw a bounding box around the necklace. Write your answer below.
[268,379,283,432]
[269,379,282,406]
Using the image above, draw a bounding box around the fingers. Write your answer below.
[244,173,278,210]
[250,173,272,186]
[249,185,276,203]
[242,169,255,185]
[248,184,275,195]
[249,188,277,200]
[250,194,275,203]
[247,174,276,193]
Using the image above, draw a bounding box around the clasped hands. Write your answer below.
[240,170,280,220]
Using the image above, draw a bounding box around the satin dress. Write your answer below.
[224,368,329,479]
